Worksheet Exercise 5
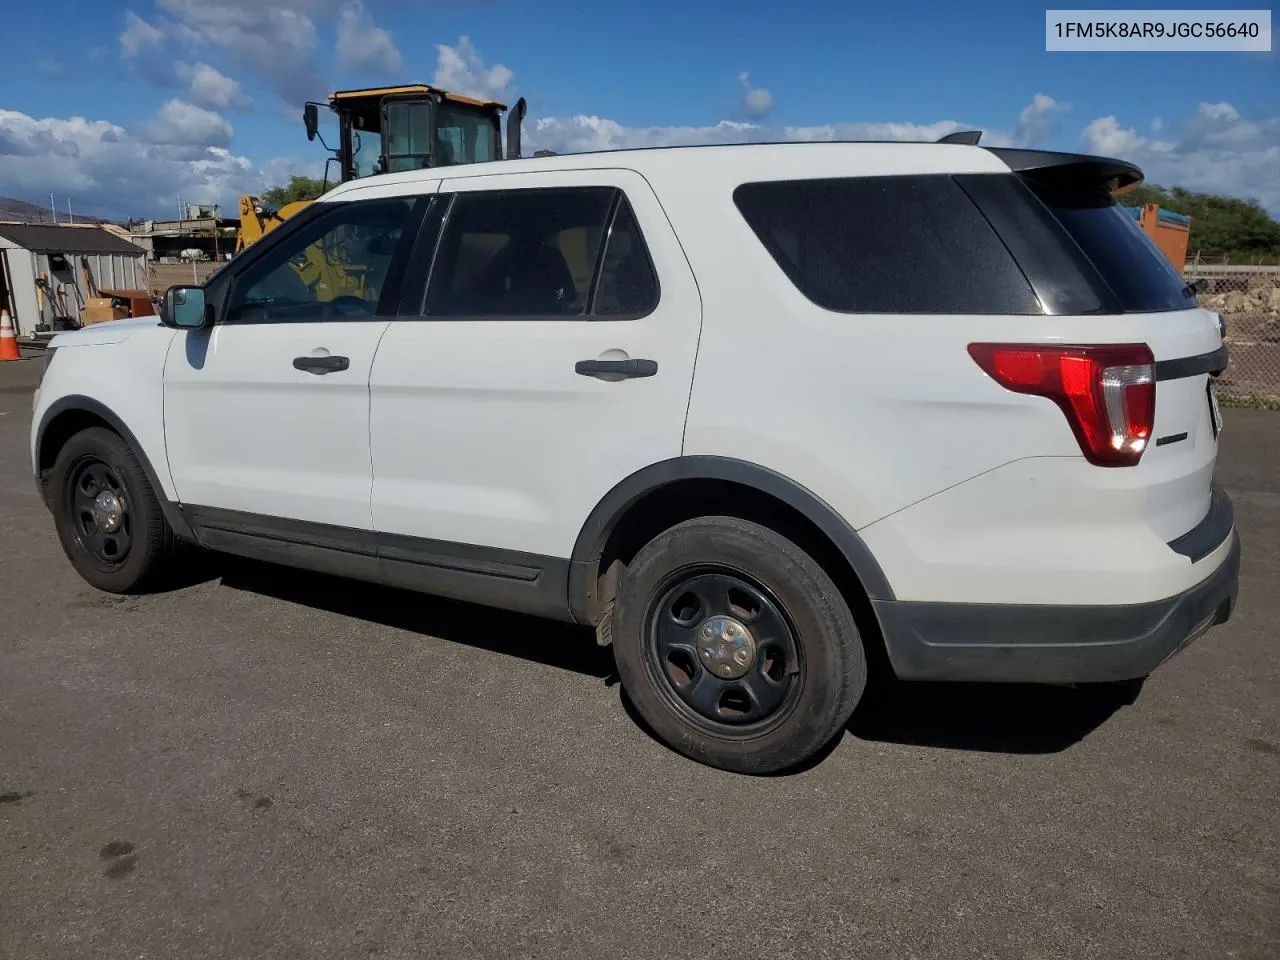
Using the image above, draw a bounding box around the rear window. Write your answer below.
[732,175,1042,316]
[1026,180,1196,313]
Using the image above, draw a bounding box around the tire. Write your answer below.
[610,516,867,774]
[49,426,181,594]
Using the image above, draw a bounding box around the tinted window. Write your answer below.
[1026,180,1196,313]
[384,101,431,173]
[955,173,1109,316]
[426,187,616,317]
[225,198,418,323]
[733,175,1041,315]
[435,103,496,165]
[592,197,659,317]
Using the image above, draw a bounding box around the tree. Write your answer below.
[262,175,328,206]
[1119,184,1280,262]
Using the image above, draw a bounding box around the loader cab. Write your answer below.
[305,85,515,184]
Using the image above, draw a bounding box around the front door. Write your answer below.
[368,169,703,562]
[163,194,424,529]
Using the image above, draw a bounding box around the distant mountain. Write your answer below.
[0,196,112,225]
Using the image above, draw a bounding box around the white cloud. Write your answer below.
[524,115,1018,156]
[1082,115,1174,156]
[180,63,253,111]
[1081,103,1280,215]
[336,0,403,74]
[0,108,264,219]
[143,99,235,148]
[121,0,326,106]
[1151,116,1164,133]
[1014,93,1065,146]
[737,72,774,119]
[120,10,164,56]
[260,155,329,189]
[434,36,514,102]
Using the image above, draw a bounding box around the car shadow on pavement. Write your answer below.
[215,555,1137,764]
[216,557,616,680]
[846,677,1142,754]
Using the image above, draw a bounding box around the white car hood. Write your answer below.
[49,313,165,348]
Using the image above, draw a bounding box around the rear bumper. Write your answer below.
[873,496,1240,684]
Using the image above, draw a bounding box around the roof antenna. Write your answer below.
[937,130,983,145]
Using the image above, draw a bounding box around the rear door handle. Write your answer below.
[574,359,658,380]
[293,355,350,374]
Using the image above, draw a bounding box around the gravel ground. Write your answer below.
[1,356,1276,960]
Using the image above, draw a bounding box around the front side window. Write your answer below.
[225,198,418,323]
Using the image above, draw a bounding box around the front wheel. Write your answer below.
[610,517,867,774]
[49,427,181,593]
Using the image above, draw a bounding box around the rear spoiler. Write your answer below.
[984,147,1145,194]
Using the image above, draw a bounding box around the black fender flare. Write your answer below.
[567,455,895,623]
[34,395,195,540]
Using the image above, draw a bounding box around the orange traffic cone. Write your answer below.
[0,310,20,361]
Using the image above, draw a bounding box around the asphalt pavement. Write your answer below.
[1,355,1276,960]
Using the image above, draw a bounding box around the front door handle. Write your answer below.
[293,355,350,374]
[574,359,658,380]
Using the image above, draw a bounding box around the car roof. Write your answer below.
[321,141,1142,202]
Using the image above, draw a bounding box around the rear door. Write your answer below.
[367,168,703,562]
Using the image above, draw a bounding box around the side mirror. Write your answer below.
[304,103,319,142]
[162,285,211,329]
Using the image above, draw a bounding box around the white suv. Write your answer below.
[31,142,1240,773]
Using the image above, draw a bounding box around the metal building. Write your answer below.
[0,223,149,339]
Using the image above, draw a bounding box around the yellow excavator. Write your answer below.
[232,84,528,297]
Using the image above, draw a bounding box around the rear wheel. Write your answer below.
[611,516,867,774]
[50,427,181,593]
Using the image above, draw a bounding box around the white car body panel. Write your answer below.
[31,141,1235,645]
[161,322,391,529]
[32,318,178,498]
[367,168,702,558]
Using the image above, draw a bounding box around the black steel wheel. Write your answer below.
[50,426,181,593]
[612,516,867,774]
[66,458,133,569]
[645,568,803,734]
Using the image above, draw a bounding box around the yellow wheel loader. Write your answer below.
[232,85,528,301]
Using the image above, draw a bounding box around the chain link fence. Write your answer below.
[1191,268,1280,406]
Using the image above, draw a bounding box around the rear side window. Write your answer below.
[426,186,614,317]
[424,186,659,319]
[593,197,659,317]
[1025,180,1196,313]
[732,175,1042,315]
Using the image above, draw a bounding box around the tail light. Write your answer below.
[968,342,1155,467]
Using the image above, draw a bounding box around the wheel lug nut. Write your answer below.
[734,649,749,664]
[700,626,713,639]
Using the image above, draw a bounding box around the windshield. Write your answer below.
[435,102,497,165]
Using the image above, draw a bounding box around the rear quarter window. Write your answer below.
[732,175,1042,316]
[1025,180,1197,313]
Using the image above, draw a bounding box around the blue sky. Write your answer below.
[0,0,1276,219]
